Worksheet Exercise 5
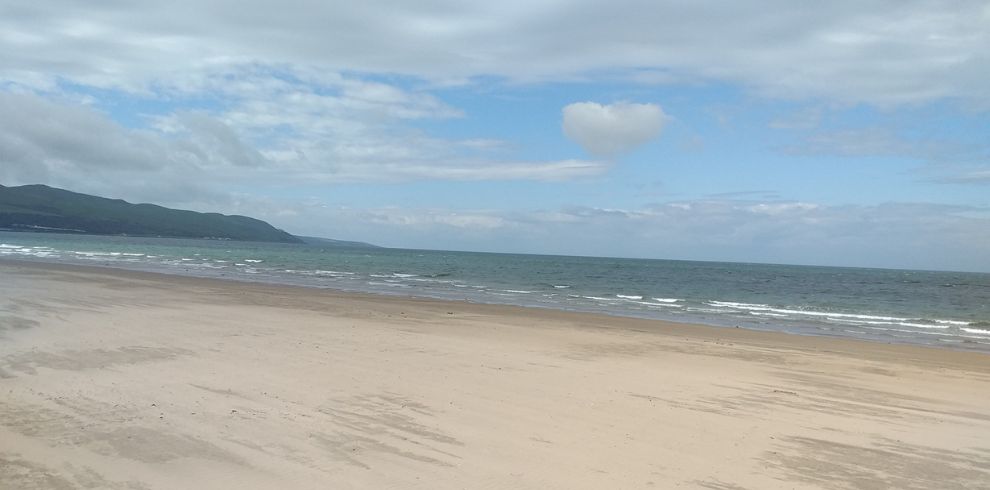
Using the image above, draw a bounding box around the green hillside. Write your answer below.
[0,184,302,243]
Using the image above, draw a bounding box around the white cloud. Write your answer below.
[782,126,990,184]
[0,90,606,209]
[2,1,988,106]
[365,208,508,230]
[768,106,824,130]
[936,169,990,184]
[256,198,990,272]
[562,102,667,157]
[1,2,987,271]
[785,128,919,157]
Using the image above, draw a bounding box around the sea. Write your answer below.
[2,231,988,352]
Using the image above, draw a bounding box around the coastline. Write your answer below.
[2,259,989,488]
[3,234,988,353]
[3,256,989,360]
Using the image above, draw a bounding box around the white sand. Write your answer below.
[1,260,989,489]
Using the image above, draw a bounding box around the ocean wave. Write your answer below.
[370,273,418,279]
[312,270,354,276]
[183,262,225,269]
[862,327,948,336]
[686,307,728,314]
[934,319,970,326]
[2,233,986,352]
[709,300,770,309]
[73,250,120,257]
[824,317,950,330]
[0,244,60,258]
[407,277,456,285]
[707,300,965,327]
[621,299,685,309]
[367,281,410,288]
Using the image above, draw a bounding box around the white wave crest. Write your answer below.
[706,300,959,326]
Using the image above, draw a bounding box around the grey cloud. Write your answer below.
[257,198,990,272]
[533,200,990,272]
[784,128,920,157]
[170,112,270,168]
[0,90,606,209]
[562,102,667,157]
[179,66,607,183]
[0,93,163,173]
[0,93,261,177]
[0,94,250,208]
[768,106,825,130]
[345,160,609,183]
[2,1,989,106]
[783,126,990,184]
[931,168,990,185]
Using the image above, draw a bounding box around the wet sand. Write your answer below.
[1,259,989,489]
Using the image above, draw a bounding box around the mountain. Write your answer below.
[0,184,302,243]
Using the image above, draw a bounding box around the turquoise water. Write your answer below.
[2,231,989,351]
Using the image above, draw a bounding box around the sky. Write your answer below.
[1,1,989,272]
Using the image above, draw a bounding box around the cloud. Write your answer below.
[0,90,606,210]
[2,2,989,106]
[1,2,986,271]
[562,102,667,157]
[768,106,824,130]
[257,198,990,272]
[784,128,920,157]
[0,92,257,206]
[935,169,990,184]
[782,126,990,184]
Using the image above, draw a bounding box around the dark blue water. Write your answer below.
[2,231,988,351]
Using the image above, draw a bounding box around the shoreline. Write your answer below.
[2,258,990,488]
[3,231,988,354]
[2,256,988,361]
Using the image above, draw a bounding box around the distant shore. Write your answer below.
[1,259,989,489]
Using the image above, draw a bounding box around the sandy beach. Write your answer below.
[1,259,988,489]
